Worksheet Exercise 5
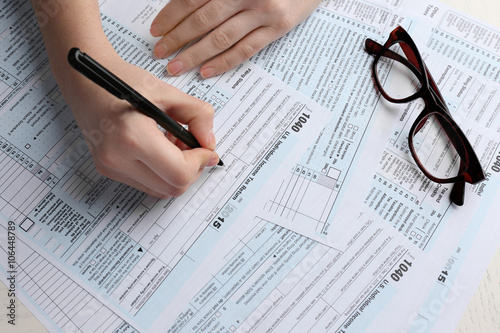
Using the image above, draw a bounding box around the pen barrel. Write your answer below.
[131,96,201,149]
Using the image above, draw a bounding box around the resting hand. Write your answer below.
[150,0,321,78]
[65,55,220,198]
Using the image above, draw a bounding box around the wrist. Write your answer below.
[31,0,122,93]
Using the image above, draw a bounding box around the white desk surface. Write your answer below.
[1,0,499,332]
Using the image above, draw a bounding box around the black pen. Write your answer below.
[67,48,223,166]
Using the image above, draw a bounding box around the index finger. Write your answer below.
[150,0,211,37]
[152,83,217,150]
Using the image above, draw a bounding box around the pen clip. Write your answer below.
[67,48,126,100]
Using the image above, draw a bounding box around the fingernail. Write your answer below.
[207,129,216,150]
[167,60,184,75]
[201,67,216,78]
[150,22,163,37]
[154,42,169,58]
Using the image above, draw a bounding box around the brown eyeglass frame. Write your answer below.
[364,26,485,206]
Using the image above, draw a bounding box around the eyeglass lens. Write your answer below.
[411,113,463,181]
[374,42,422,99]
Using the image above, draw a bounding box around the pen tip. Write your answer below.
[217,159,224,167]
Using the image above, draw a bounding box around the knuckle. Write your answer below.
[211,29,233,50]
[222,59,232,72]
[262,1,294,33]
[274,14,295,33]
[239,43,257,61]
[192,11,211,31]
[165,33,183,49]
[215,56,233,73]
[181,0,199,9]
[182,51,201,68]
[267,0,288,15]
[199,100,215,117]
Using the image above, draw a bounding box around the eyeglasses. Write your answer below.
[364,26,485,206]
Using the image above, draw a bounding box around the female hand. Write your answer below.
[31,0,219,199]
[150,0,321,78]
[66,55,220,198]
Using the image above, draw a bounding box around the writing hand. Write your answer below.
[67,56,220,198]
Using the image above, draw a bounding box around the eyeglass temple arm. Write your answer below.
[450,177,465,206]
[365,39,421,75]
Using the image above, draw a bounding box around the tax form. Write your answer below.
[250,1,500,331]
[252,0,500,254]
[251,2,500,329]
[1,0,500,333]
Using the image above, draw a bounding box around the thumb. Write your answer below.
[183,147,221,169]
